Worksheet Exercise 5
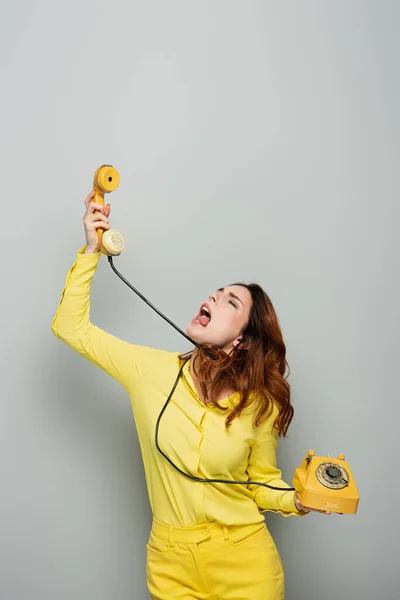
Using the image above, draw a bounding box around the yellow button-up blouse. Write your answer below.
[51,247,303,527]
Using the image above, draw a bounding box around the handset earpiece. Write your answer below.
[92,164,125,256]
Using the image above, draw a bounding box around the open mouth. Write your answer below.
[193,304,212,327]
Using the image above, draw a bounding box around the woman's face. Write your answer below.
[187,285,252,354]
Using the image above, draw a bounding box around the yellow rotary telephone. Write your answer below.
[293,450,359,514]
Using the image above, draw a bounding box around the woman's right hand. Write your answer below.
[83,190,111,254]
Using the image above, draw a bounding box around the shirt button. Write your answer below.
[202,527,209,535]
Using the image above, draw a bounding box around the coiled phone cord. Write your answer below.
[108,255,295,493]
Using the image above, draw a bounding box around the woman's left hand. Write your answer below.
[294,493,333,515]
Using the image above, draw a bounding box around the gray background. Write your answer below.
[1,1,398,598]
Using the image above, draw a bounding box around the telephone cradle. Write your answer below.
[293,450,360,514]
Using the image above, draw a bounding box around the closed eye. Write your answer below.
[229,301,237,308]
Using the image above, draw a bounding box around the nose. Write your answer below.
[209,292,217,304]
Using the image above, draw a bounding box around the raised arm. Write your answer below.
[51,191,167,392]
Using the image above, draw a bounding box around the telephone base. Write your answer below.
[293,450,360,514]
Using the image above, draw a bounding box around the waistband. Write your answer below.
[151,517,266,545]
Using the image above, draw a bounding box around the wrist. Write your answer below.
[84,245,100,254]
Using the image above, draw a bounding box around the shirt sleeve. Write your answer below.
[51,246,170,392]
[247,409,307,517]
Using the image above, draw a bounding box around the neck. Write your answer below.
[189,347,235,404]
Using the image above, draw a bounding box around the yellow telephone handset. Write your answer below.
[293,450,360,514]
[92,164,125,256]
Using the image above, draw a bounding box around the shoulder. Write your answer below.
[136,345,182,365]
[128,344,183,379]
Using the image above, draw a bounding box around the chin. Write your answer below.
[186,322,223,349]
[186,322,210,345]
[186,322,202,343]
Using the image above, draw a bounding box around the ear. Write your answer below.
[234,337,249,350]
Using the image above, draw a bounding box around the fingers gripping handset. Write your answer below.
[92,165,124,256]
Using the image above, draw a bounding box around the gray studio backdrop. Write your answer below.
[1,1,398,599]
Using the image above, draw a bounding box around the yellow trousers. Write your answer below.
[146,518,284,599]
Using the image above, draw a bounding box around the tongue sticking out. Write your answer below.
[198,315,211,327]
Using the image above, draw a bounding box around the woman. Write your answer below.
[52,191,325,600]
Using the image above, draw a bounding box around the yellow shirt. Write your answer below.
[52,247,303,527]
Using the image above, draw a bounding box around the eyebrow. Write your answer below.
[217,287,244,305]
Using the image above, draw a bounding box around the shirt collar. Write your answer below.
[182,359,238,409]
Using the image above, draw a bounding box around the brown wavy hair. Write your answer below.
[180,283,294,437]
